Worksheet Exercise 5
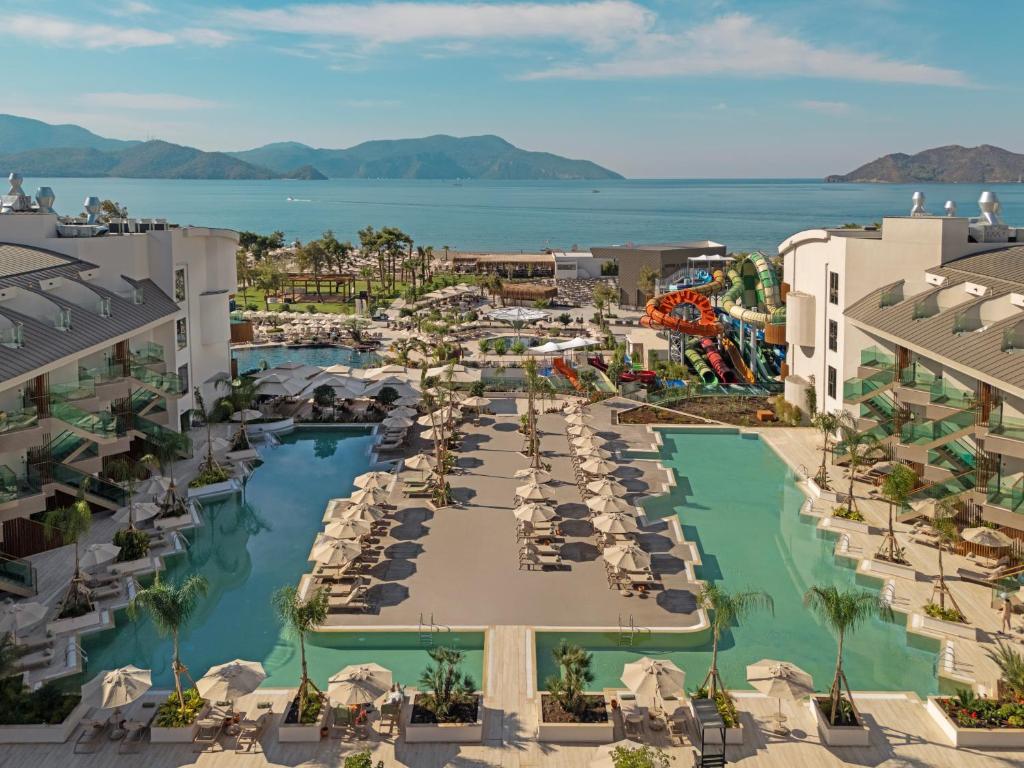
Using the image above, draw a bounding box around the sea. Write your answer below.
[29,177,1024,253]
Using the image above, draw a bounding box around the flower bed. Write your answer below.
[927,695,1024,748]
[537,693,612,743]
[404,692,484,743]
[0,682,85,744]
[150,690,209,743]
[278,692,328,742]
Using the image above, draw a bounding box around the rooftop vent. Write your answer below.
[83,196,101,225]
[1,172,33,213]
[944,200,957,217]
[910,191,927,216]
[979,191,1002,225]
[35,187,55,214]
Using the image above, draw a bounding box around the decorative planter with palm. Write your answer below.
[876,463,916,563]
[836,419,885,517]
[810,410,842,489]
[406,646,483,743]
[43,495,93,619]
[273,585,329,740]
[538,641,611,743]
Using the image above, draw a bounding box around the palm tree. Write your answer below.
[144,429,192,477]
[592,282,615,327]
[44,495,93,614]
[218,376,259,449]
[810,409,842,488]
[523,357,550,468]
[106,453,157,529]
[698,584,774,694]
[637,265,658,304]
[877,463,916,563]
[836,419,883,516]
[803,584,893,725]
[129,574,209,711]
[193,386,227,472]
[544,640,594,717]
[930,501,965,618]
[986,641,1024,700]
[272,585,328,723]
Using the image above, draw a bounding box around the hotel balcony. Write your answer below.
[857,393,895,431]
[0,551,38,597]
[0,406,42,453]
[982,412,1024,461]
[854,345,897,378]
[923,438,977,482]
[907,469,976,506]
[842,368,896,405]
[85,362,183,401]
[900,409,977,450]
[0,465,46,520]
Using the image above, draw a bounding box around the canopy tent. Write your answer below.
[528,336,599,354]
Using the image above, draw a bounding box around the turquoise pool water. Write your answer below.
[82,428,483,690]
[537,429,942,696]
[233,345,381,372]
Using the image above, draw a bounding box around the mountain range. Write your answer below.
[0,114,621,181]
[827,144,1024,183]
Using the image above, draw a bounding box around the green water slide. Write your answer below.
[684,341,718,385]
[720,255,786,328]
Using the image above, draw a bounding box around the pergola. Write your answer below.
[500,282,558,305]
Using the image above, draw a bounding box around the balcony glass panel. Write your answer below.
[900,409,976,446]
[50,379,96,402]
[908,471,975,503]
[987,474,1024,513]
[131,342,165,365]
[929,380,975,409]
[899,367,936,392]
[49,464,126,506]
[0,553,36,591]
[0,406,39,434]
[0,465,39,504]
[859,346,895,370]
[842,369,894,400]
[927,439,976,474]
[989,413,1024,443]
[49,400,121,437]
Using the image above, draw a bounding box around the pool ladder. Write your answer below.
[418,613,451,647]
[617,615,651,646]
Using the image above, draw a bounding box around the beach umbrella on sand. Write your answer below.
[514,467,552,483]
[83,666,151,716]
[587,478,627,496]
[962,527,1014,549]
[405,453,436,482]
[603,543,650,571]
[197,660,266,703]
[328,663,393,706]
[324,518,373,540]
[80,542,120,570]
[515,482,556,502]
[353,471,394,490]
[513,503,556,524]
[310,535,363,565]
[589,739,644,768]
[421,427,446,442]
[350,487,389,506]
[577,446,612,460]
[622,657,686,703]
[339,503,386,524]
[592,511,638,534]
[746,659,814,733]
[588,497,634,516]
[580,458,616,476]
[0,601,49,637]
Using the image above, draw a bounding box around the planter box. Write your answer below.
[245,418,294,435]
[187,478,239,500]
[536,695,613,744]
[226,448,261,463]
[860,558,917,581]
[403,693,484,743]
[926,696,1024,748]
[820,515,870,536]
[0,697,90,744]
[277,698,329,743]
[689,700,743,744]
[809,698,870,747]
[913,613,978,641]
[150,704,209,743]
[47,608,108,636]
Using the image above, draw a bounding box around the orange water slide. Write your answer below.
[640,288,723,337]
[553,357,583,391]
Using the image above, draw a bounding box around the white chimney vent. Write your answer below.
[911,191,927,216]
[979,191,1002,225]
[944,200,957,217]
[7,173,23,196]
[83,196,101,224]
[35,187,55,214]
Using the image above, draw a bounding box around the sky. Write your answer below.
[3,0,1022,178]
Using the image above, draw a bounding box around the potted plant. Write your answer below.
[538,641,611,743]
[273,585,330,741]
[927,680,1024,748]
[693,584,774,743]
[405,646,483,743]
[129,574,210,741]
[803,584,892,745]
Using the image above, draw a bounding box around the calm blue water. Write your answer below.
[32,177,1024,252]
[233,345,381,372]
[538,429,943,696]
[81,428,484,689]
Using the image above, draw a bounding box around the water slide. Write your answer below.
[720,256,786,327]
[721,337,755,384]
[553,357,583,391]
[686,269,726,296]
[684,344,718,385]
[640,288,723,336]
[699,338,734,384]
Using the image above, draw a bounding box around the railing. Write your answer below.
[49,400,122,438]
[842,369,894,401]
[0,465,41,504]
[47,464,127,506]
[0,406,39,435]
[928,379,975,409]
[131,341,165,365]
[988,412,1024,443]
[928,438,976,474]
[908,470,976,504]
[0,322,24,348]
[860,345,896,370]
[898,367,936,392]
[987,474,1024,514]
[49,379,96,402]
[900,409,976,446]
[0,553,37,595]
[132,414,178,443]
[129,364,181,395]
[859,394,895,421]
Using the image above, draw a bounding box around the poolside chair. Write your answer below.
[119,708,156,753]
[74,714,110,753]
[379,700,402,735]
[14,647,54,672]
[193,717,225,752]
[235,711,271,752]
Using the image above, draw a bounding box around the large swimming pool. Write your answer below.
[83,428,483,689]
[537,428,943,697]
[233,345,381,373]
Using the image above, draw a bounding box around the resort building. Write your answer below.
[591,240,727,309]
[0,177,237,537]
[780,192,1024,533]
[450,251,555,278]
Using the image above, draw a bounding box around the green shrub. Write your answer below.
[307,305,317,314]
[113,527,151,562]
[832,505,865,522]
[924,602,964,623]
[0,678,81,725]
[188,465,231,488]
[155,688,206,727]
[939,691,1024,728]
[692,686,739,727]
[478,339,491,353]
[344,750,384,768]
[493,339,507,356]
[611,745,671,768]
[511,340,526,354]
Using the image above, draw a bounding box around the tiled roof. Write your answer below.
[0,243,72,277]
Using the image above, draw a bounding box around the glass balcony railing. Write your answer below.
[860,394,895,421]
[987,474,1024,514]
[860,346,896,370]
[48,464,127,506]
[131,341,165,365]
[908,470,976,503]
[49,400,122,438]
[0,406,39,435]
[989,412,1024,443]
[132,414,178,443]
[49,431,97,464]
[130,364,182,395]
[843,369,895,401]
[901,409,976,446]
[929,379,975,409]
[899,367,937,392]
[928,438,976,474]
[0,552,36,593]
[49,379,97,402]
[0,464,40,504]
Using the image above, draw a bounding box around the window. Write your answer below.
[177,363,190,395]
[174,268,186,303]
[829,271,839,305]
[176,318,187,349]
[827,365,837,399]
[828,320,838,352]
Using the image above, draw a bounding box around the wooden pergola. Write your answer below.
[281,273,357,301]
[500,282,558,305]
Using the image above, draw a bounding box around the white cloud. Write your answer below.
[110,1,157,15]
[799,99,852,116]
[220,1,653,48]
[79,93,220,111]
[521,13,970,87]
[6,14,234,50]
[183,27,238,47]
[340,98,401,109]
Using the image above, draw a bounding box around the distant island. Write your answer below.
[827,144,1024,183]
[0,114,622,181]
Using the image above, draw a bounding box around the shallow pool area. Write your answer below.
[537,429,943,697]
[81,427,481,690]
[233,345,381,372]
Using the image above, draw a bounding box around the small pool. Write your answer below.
[537,429,944,697]
[80,428,482,690]
[233,345,381,372]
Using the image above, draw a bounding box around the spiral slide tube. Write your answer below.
[720,259,786,327]
[687,269,726,296]
[721,336,755,383]
[553,357,583,391]
[700,337,734,383]
[640,288,723,337]
[684,345,718,385]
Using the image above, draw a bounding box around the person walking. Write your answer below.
[1001,598,1014,635]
